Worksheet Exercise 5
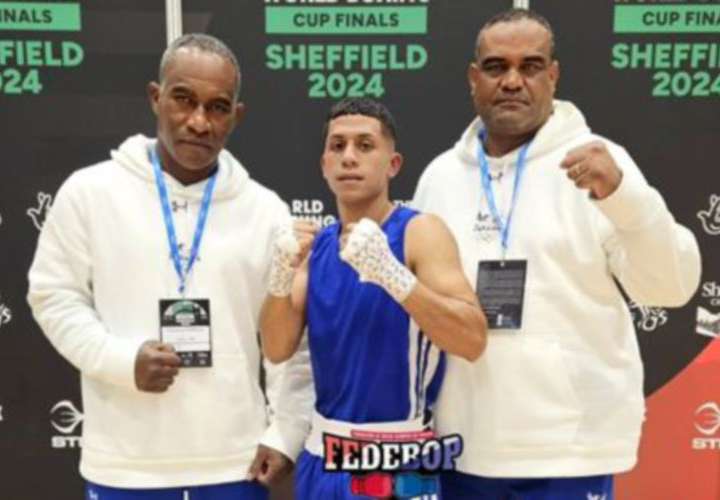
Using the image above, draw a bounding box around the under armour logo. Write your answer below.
[88,489,99,500]
[172,200,189,212]
[50,400,84,434]
[27,192,53,231]
[697,194,720,236]
[587,493,607,500]
[488,170,504,181]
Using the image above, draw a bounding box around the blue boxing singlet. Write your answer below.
[306,206,446,425]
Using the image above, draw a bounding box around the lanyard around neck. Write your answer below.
[150,146,217,296]
[477,131,532,257]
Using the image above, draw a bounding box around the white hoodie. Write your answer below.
[413,101,701,477]
[27,135,312,488]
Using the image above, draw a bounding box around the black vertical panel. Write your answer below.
[0,1,164,498]
[532,1,717,397]
[183,0,509,216]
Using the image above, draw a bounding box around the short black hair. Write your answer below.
[159,33,241,99]
[476,8,556,59]
[322,97,398,144]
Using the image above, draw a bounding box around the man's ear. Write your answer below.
[549,60,560,94]
[320,155,329,180]
[467,62,480,96]
[147,82,161,116]
[234,101,246,125]
[388,152,403,179]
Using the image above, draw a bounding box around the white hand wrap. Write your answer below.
[268,225,301,297]
[339,218,417,303]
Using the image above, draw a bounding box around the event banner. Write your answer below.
[183,0,508,227]
[535,1,719,499]
[0,2,165,498]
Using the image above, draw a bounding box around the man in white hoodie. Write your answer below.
[27,34,311,500]
[413,9,702,500]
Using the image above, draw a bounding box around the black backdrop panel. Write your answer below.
[533,0,718,398]
[184,0,508,221]
[1,1,165,498]
[4,1,717,499]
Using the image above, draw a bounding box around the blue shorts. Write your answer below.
[294,450,440,500]
[441,471,613,500]
[85,480,268,500]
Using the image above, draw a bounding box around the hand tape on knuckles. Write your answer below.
[340,218,417,303]
[268,225,300,297]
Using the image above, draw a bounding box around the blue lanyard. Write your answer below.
[477,131,532,256]
[150,146,217,296]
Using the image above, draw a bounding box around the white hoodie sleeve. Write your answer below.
[596,145,701,307]
[258,201,314,461]
[27,173,145,391]
[260,336,314,461]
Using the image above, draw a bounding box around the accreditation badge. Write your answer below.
[159,299,212,367]
[476,260,527,330]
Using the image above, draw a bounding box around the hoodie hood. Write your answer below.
[110,134,250,201]
[454,100,592,165]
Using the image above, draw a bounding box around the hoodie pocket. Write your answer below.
[488,335,582,448]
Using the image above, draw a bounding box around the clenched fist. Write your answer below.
[135,340,181,393]
[560,141,623,200]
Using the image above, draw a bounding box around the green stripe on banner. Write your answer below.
[0,2,81,31]
[614,5,720,34]
[265,6,427,35]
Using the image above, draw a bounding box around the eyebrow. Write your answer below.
[169,84,233,104]
[480,54,549,64]
[328,132,376,140]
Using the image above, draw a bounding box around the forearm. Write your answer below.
[27,189,142,389]
[599,178,701,306]
[402,282,487,362]
[28,280,142,389]
[261,335,314,461]
[260,295,305,363]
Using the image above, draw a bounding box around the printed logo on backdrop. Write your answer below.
[292,199,412,227]
[50,400,83,449]
[586,494,607,500]
[264,0,430,99]
[692,401,720,451]
[0,3,85,96]
[611,0,720,98]
[292,199,337,227]
[628,300,669,332]
[27,192,53,231]
[697,194,720,235]
[696,281,720,338]
[0,298,12,331]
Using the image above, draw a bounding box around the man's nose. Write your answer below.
[500,67,523,91]
[187,105,210,134]
[341,145,358,166]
